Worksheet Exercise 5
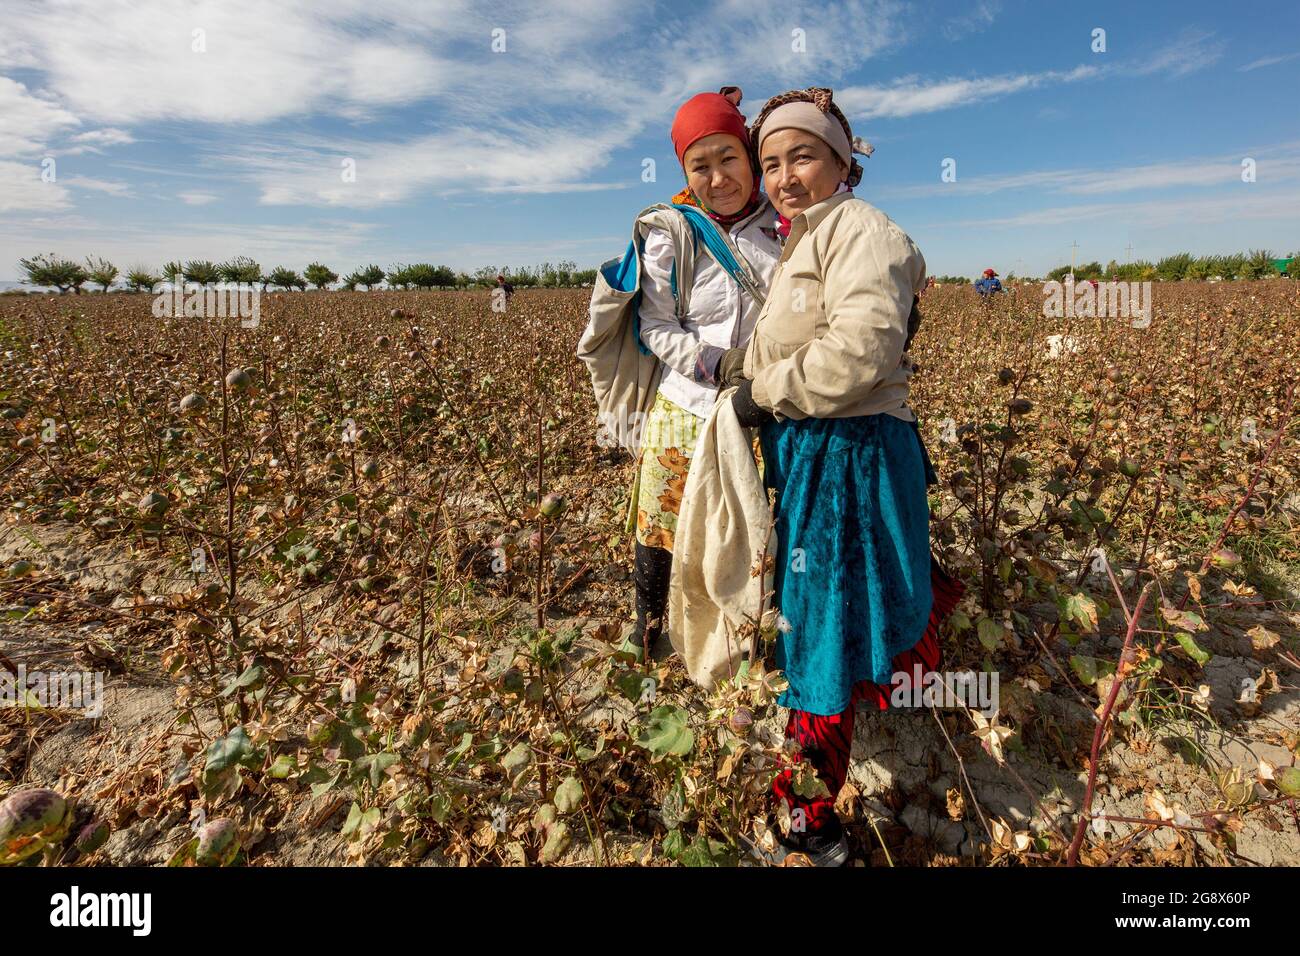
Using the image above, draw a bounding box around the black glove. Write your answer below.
[904,294,922,352]
[717,348,748,387]
[731,378,775,427]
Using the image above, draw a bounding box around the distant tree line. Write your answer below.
[1045,249,1299,283]
[14,254,600,293]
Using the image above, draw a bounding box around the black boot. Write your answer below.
[622,541,673,660]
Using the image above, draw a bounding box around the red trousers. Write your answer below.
[771,558,964,833]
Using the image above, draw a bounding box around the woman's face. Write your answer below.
[682,133,753,215]
[759,127,848,220]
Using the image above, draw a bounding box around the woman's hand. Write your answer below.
[718,347,748,387]
[731,379,775,427]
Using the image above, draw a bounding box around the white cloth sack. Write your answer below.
[668,388,775,689]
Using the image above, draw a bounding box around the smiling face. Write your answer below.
[682,133,754,215]
[758,127,848,220]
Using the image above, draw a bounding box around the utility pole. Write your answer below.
[1070,240,1079,277]
[1125,242,1133,262]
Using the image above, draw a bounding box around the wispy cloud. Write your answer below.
[64,176,134,197]
[837,65,1096,120]
[940,0,1000,42]
[1238,51,1300,72]
[177,191,219,205]
[936,187,1300,231]
[1126,28,1223,78]
[877,143,1300,200]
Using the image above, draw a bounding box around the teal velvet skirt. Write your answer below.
[759,412,936,716]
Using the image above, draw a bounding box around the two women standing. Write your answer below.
[600,86,962,866]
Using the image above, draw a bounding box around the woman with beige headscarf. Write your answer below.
[731,88,963,866]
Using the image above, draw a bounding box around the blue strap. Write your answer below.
[671,203,751,290]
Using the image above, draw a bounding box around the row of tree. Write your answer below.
[1045,249,1299,283]
[15,254,600,294]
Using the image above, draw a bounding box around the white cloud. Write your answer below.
[935,188,1300,230]
[72,128,135,147]
[64,176,134,197]
[0,159,71,213]
[1238,51,1300,72]
[878,143,1300,200]
[837,65,1096,120]
[0,1,463,125]
[940,1,1000,41]
[58,127,137,155]
[0,76,79,157]
[177,191,219,205]
[1127,28,1223,79]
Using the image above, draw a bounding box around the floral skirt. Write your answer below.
[625,392,704,551]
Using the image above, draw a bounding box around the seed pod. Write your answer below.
[137,492,170,516]
[1210,548,1241,569]
[539,493,567,519]
[1118,458,1141,479]
[179,392,208,414]
[195,818,240,867]
[997,368,1015,385]
[1007,398,1033,415]
[224,367,252,391]
[0,788,73,865]
[74,819,111,855]
[728,708,754,737]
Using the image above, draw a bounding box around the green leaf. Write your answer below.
[354,751,398,789]
[662,828,685,860]
[1062,591,1099,633]
[1174,631,1212,665]
[220,664,265,697]
[635,705,694,757]
[204,725,253,773]
[1069,655,1115,686]
[308,769,341,798]
[267,754,296,779]
[976,616,1004,651]
[429,791,452,824]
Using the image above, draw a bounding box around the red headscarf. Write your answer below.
[669,86,761,227]
[670,87,751,165]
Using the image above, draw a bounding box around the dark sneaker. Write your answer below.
[753,818,851,867]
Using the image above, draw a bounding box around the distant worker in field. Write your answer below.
[495,273,514,301]
[974,268,1002,298]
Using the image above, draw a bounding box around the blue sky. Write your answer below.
[2,0,1298,282]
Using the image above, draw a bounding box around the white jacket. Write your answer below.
[638,202,781,418]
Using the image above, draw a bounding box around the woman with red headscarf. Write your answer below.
[617,87,782,662]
